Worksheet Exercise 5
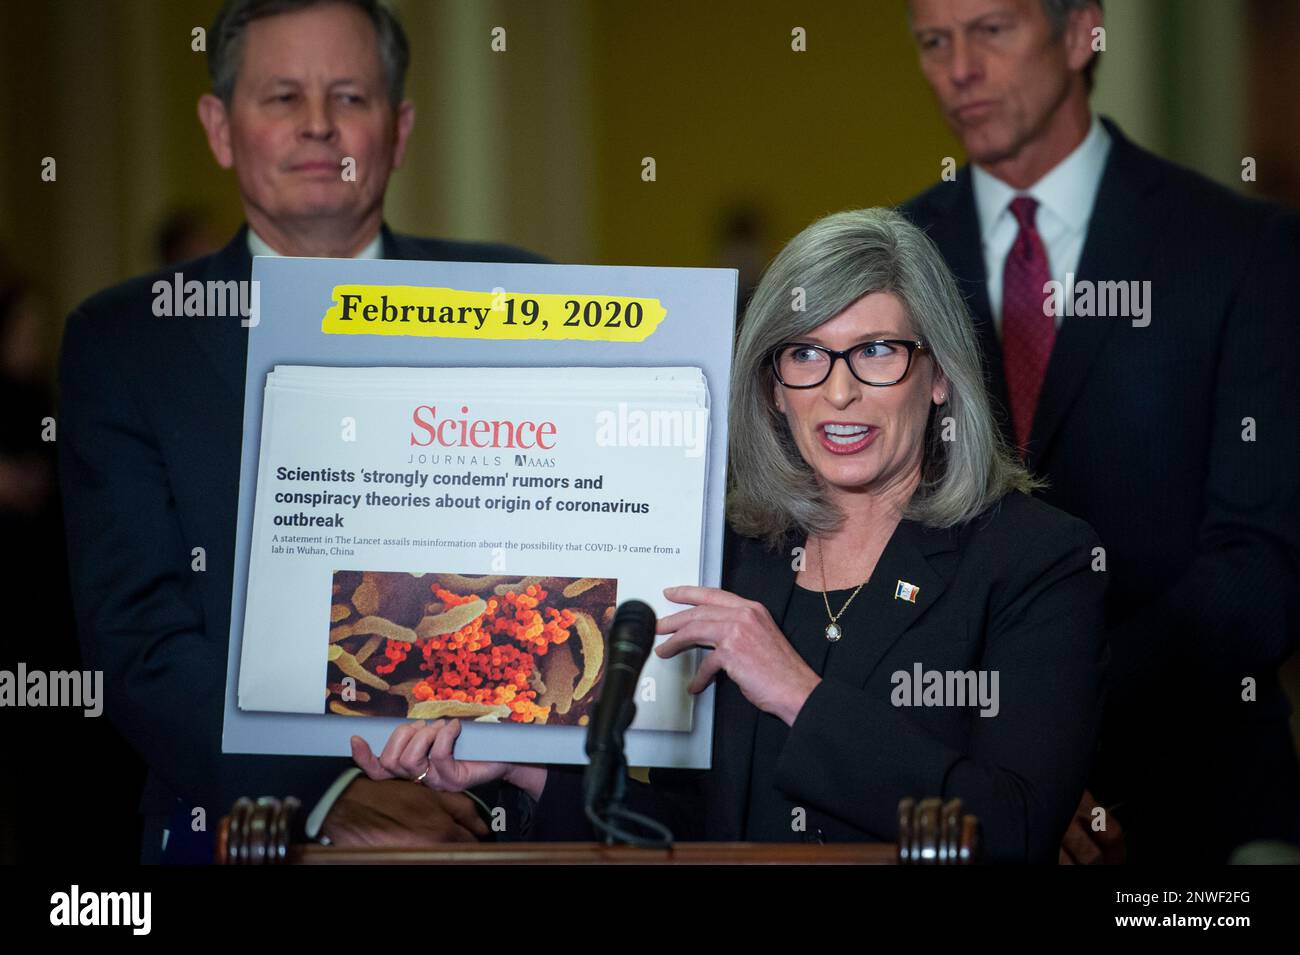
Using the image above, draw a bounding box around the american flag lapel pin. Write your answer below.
[894,580,920,603]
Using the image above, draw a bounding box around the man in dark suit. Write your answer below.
[901,0,1300,862]
[57,0,543,862]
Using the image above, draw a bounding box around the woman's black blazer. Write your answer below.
[523,491,1106,864]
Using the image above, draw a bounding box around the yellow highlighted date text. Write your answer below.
[321,285,666,342]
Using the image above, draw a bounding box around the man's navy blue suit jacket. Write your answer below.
[900,117,1300,860]
[57,225,546,857]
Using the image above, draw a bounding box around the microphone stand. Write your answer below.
[583,687,674,849]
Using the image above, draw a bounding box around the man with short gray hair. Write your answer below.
[58,0,545,863]
[902,0,1300,864]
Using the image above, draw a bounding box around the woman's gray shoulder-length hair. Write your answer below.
[726,206,1038,549]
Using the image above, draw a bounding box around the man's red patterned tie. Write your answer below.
[1001,196,1055,456]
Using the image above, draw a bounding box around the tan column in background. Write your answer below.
[1095,0,1247,192]
[389,0,595,263]
[123,0,168,279]
[52,0,122,321]
[1175,0,1247,191]
[1091,0,1161,151]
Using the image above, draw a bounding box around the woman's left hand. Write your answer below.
[655,585,821,726]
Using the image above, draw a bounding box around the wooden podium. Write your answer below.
[217,795,981,865]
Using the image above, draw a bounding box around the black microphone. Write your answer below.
[582,599,656,813]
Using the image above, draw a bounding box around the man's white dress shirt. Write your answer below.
[970,113,1111,334]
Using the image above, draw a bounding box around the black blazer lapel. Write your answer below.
[379,223,416,261]
[188,223,417,405]
[186,227,253,403]
[820,519,957,692]
[1027,118,1164,468]
[708,531,797,840]
[707,521,956,839]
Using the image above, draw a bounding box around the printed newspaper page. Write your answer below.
[222,256,735,767]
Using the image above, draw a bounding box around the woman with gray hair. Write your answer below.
[352,208,1106,864]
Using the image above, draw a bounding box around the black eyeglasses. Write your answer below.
[770,339,929,388]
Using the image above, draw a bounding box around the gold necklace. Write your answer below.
[815,538,869,642]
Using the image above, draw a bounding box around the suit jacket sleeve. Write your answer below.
[1105,207,1300,702]
[770,519,1106,864]
[57,307,350,815]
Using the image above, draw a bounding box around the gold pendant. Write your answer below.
[824,622,842,642]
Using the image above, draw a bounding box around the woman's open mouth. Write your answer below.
[819,422,877,454]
